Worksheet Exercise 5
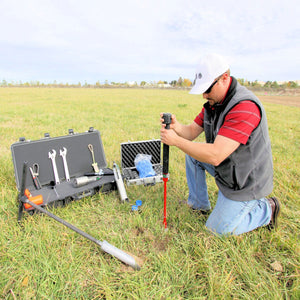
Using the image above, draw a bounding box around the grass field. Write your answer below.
[0,88,299,299]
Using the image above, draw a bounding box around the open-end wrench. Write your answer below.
[60,147,70,182]
[48,149,60,184]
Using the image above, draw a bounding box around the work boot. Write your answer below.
[178,200,210,215]
[191,208,211,215]
[267,197,281,230]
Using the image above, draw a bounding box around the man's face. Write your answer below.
[202,75,225,105]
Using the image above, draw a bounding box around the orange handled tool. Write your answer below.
[24,188,43,209]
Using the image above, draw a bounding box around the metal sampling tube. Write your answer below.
[113,162,129,202]
[23,198,140,270]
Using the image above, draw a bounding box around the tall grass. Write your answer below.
[0,88,299,299]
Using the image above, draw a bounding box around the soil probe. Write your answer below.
[162,113,172,228]
[19,161,141,271]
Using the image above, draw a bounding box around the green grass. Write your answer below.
[0,88,299,299]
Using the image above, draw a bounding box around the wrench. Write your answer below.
[60,147,70,182]
[48,149,60,184]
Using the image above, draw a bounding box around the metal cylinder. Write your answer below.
[100,240,141,270]
[73,176,100,188]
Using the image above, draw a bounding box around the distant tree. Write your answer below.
[270,81,279,88]
[177,77,183,86]
[280,82,288,88]
[183,78,192,87]
[237,78,245,85]
[264,81,272,88]
[288,81,298,88]
[251,80,260,87]
[170,80,177,86]
[140,81,147,86]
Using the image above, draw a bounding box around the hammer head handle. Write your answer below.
[162,113,172,129]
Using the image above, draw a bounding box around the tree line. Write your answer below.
[0,78,298,89]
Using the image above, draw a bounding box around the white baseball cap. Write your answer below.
[189,53,230,94]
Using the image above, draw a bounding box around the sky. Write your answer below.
[0,0,299,84]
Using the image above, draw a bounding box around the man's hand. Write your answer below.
[160,113,181,146]
[160,113,177,130]
[160,113,203,141]
[160,126,180,146]
[159,114,240,166]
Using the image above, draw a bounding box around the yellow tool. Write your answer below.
[88,144,100,173]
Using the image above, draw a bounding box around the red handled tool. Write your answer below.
[162,113,172,228]
[29,163,42,190]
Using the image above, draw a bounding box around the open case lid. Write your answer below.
[11,129,107,191]
[120,139,161,169]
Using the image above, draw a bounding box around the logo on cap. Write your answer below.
[197,73,202,79]
[193,73,202,85]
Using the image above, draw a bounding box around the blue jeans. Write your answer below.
[185,155,272,235]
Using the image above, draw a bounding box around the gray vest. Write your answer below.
[203,81,273,201]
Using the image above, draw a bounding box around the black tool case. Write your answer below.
[120,139,163,186]
[11,128,116,215]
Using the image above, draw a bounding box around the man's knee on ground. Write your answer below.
[205,218,239,236]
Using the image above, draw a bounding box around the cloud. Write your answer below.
[0,0,299,83]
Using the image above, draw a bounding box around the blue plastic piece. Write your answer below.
[131,205,138,211]
[135,200,142,206]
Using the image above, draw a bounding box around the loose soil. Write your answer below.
[259,95,300,107]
